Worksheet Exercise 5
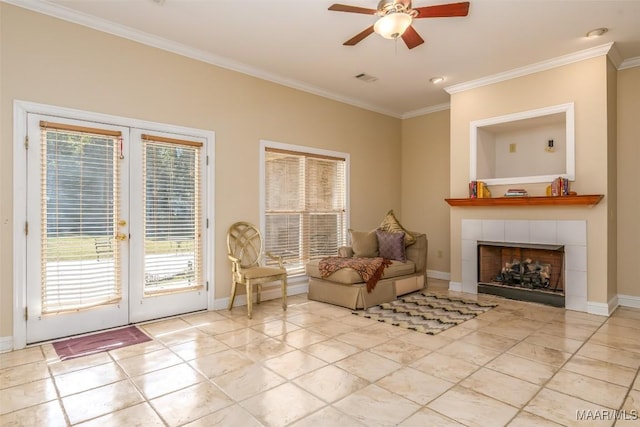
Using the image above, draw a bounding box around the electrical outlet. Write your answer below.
[509,143,516,153]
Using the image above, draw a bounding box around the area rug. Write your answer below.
[354,292,497,335]
[52,325,151,361]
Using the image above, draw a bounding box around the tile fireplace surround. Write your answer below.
[455,220,588,313]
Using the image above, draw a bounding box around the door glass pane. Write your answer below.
[143,141,202,295]
[41,128,121,313]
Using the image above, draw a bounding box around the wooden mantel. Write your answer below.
[445,194,604,207]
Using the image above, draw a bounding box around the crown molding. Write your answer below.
[445,42,615,95]
[2,0,403,119]
[402,103,450,119]
[620,56,640,70]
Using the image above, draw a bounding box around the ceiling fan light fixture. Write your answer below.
[586,27,608,38]
[430,76,445,84]
[374,12,413,39]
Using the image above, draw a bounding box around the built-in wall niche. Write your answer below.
[470,103,575,186]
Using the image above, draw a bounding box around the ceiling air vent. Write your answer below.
[354,73,378,83]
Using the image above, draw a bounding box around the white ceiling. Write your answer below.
[7,0,640,117]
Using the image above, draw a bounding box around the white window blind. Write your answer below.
[40,121,122,313]
[142,134,203,295]
[264,147,347,275]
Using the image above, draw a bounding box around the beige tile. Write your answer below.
[410,351,479,383]
[611,307,640,320]
[634,374,640,391]
[279,329,329,348]
[151,381,234,426]
[213,363,286,401]
[151,327,211,347]
[333,384,421,427]
[480,323,537,341]
[461,367,540,408]
[577,342,640,369]
[132,362,205,399]
[377,367,454,405]
[589,331,640,353]
[0,360,50,389]
[294,365,368,403]
[427,386,519,427]
[546,369,628,409]
[459,330,519,352]
[62,379,144,424]
[485,353,557,385]
[541,322,598,341]
[0,347,43,370]
[241,382,325,427]
[302,339,360,363]
[263,349,327,380]
[214,328,269,348]
[286,312,334,327]
[334,330,390,350]
[507,411,564,426]
[369,339,431,364]
[235,336,296,362]
[189,348,254,378]
[395,331,453,351]
[75,402,165,427]
[181,310,228,327]
[525,388,613,427]
[116,348,182,377]
[250,319,301,337]
[183,404,264,427]
[507,341,572,367]
[140,317,193,337]
[306,320,359,337]
[333,314,375,328]
[335,351,401,382]
[291,405,367,427]
[108,340,165,361]
[621,389,640,411]
[597,323,640,340]
[524,332,584,353]
[563,354,637,387]
[0,378,58,415]
[54,361,127,396]
[437,324,475,340]
[169,335,229,361]
[0,400,67,427]
[437,340,501,366]
[398,407,465,426]
[360,322,412,339]
[195,318,246,335]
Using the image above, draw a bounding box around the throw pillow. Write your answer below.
[376,230,406,262]
[378,210,416,246]
[349,229,379,257]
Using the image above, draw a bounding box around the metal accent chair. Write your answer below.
[227,221,288,319]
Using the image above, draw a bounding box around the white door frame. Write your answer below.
[12,100,215,350]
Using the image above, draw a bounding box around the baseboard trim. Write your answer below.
[0,336,13,353]
[449,281,463,292]
[427,270,451,281]
[587,295,618,317]
[214,282,309,311]
[617,294,640,309]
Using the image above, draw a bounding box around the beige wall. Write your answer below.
[448,56,613,304]
[617,66,640,298]
[400,109,450,275]
[0,5,401,338]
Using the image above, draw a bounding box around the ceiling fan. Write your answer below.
[328,0,470,49]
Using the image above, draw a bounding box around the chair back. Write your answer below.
[227,222,264,268]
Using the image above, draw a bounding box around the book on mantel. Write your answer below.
[504,189,528,197]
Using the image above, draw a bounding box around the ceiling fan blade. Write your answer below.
[413,1,470,18]
[343,25,375,46]
[401,25,425,49]
[328,4,378,14]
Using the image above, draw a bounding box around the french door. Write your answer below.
[25,114,208,343]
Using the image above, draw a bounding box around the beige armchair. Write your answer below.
[227,221,288,319]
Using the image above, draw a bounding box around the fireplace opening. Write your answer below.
[477,241,565,307]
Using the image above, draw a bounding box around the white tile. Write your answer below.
[461,239,477,262]
[505,221,530,243]
[482,220,505,242]
[565,294,587,312]
[557,221,587,245]
[462,260,477,294]
[529,221,558,244]
[462,220,482,241]
[565,270,587,298]
[564,245,587,272]
[462,280,478,294]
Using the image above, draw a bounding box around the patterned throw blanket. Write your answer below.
[318,257,392,293]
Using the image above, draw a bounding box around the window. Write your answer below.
[262,142,348,276]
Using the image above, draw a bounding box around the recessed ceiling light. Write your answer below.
[430,76,445,84]
[586,27,608,38]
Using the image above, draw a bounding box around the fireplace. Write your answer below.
[477,241,565,307]
[459,219,587,312]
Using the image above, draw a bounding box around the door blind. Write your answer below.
[142,134,203,295]
[39,122,122,313]
[264,147,347,275]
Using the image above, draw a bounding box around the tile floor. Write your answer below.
[1,279,639,426]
